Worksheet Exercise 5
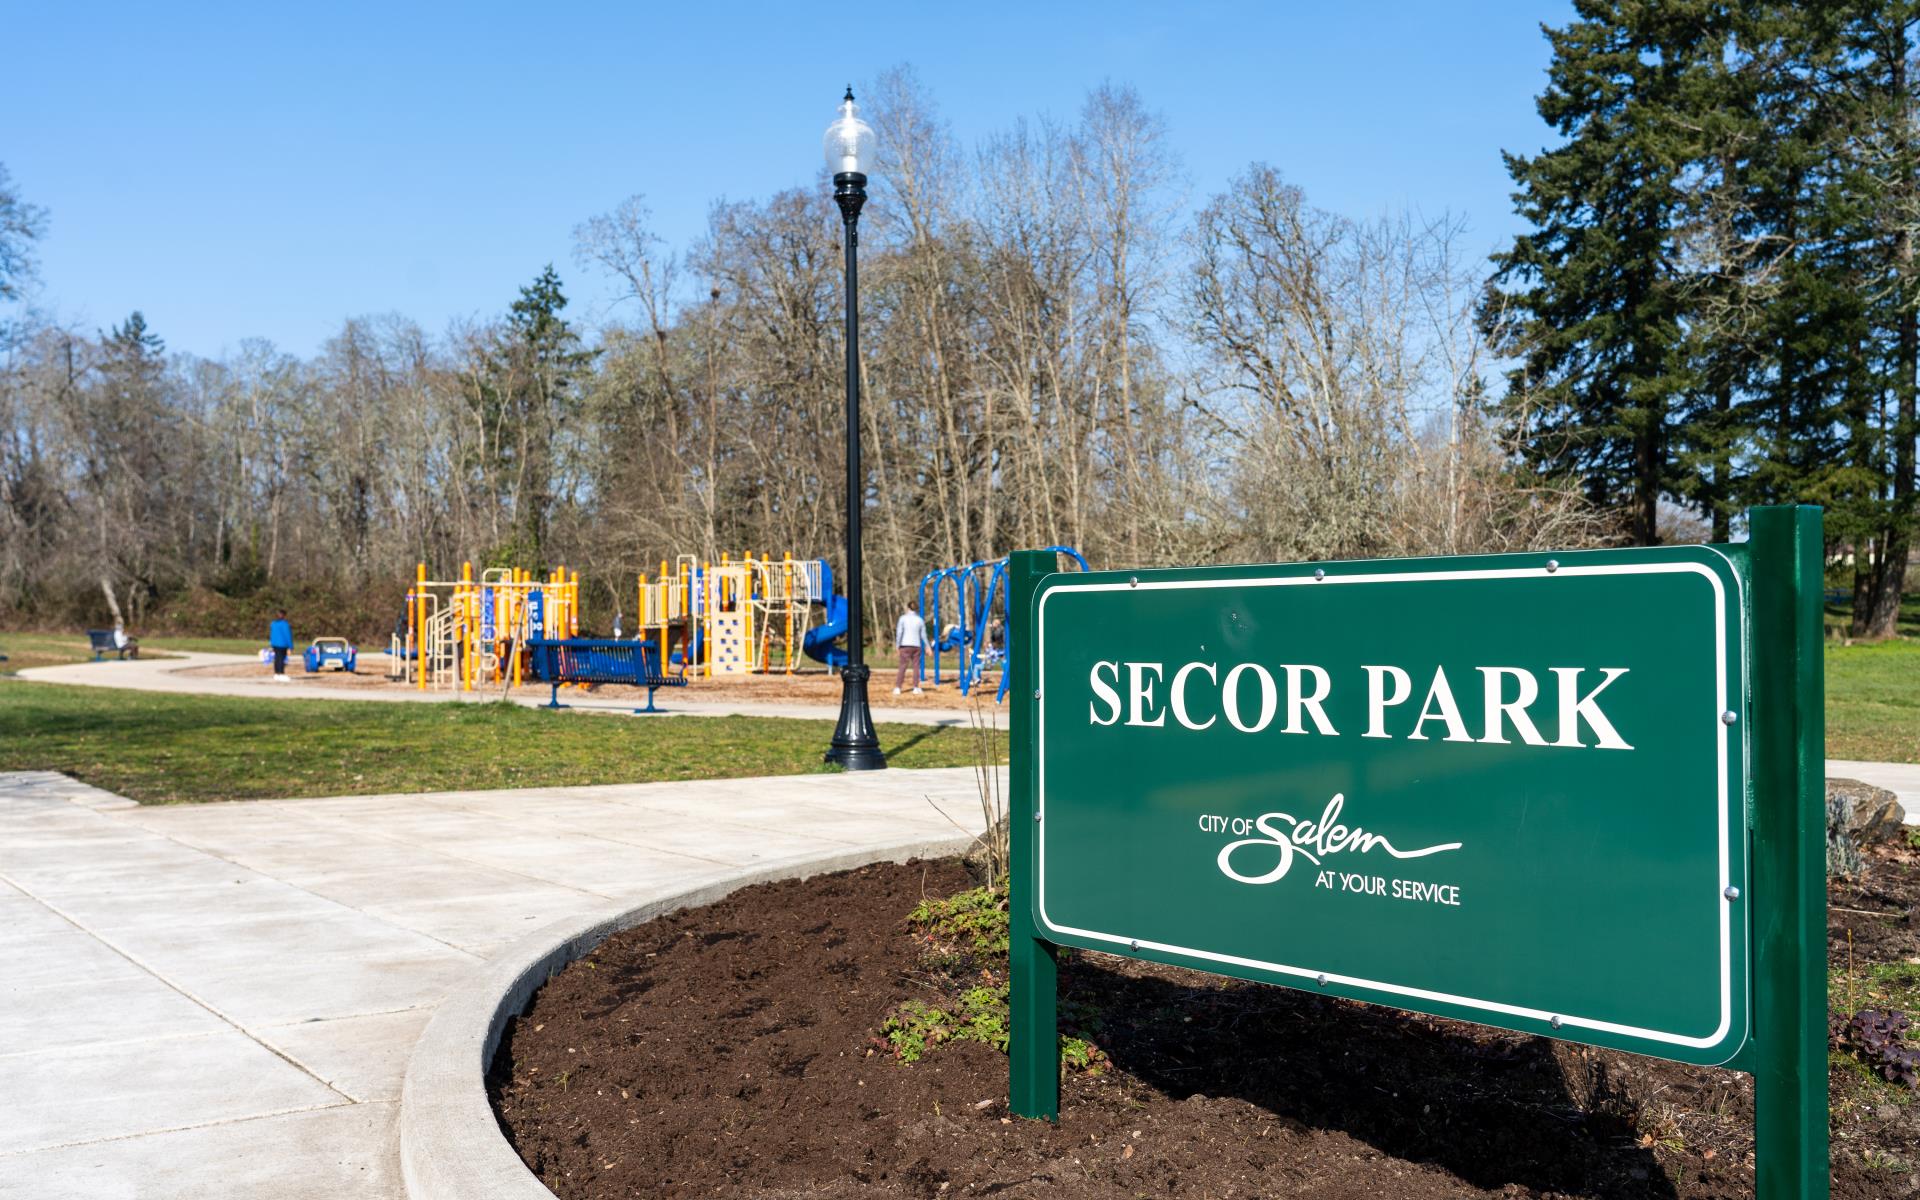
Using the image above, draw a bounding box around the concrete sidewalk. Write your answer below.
[18,653,982,728]
[1828,759,1920,819]
[0,768,989,1199]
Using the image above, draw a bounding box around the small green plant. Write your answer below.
[881,986,1105,1073]
[884,883,1107,1075]
[908,886,1009,956]
[881,1000,942,1062]
[1059,1035,1106,1072]
[883,988,1010,1060]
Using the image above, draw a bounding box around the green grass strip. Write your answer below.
[0,679,986,804]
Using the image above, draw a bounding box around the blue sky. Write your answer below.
[7,1,1573,359]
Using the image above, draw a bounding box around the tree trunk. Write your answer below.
[1866,313,1915,636]
[99,576,124,629]
[1865,33,1917,639]
[1711,384,1731,543]
[1634,418,1660,545]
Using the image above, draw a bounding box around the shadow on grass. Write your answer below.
[880,725,948,760]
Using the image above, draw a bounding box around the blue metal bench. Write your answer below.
[85,630,127,661]
[525,639,686,714]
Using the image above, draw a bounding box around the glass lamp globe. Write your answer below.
[822,89,876,177]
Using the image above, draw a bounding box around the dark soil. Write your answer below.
[492,849,1920,1199]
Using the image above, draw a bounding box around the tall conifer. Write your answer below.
[1487,1,1718,545]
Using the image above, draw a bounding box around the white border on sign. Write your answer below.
[1034,558,1743,1055]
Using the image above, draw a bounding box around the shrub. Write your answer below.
[1833,1008,1920,1088]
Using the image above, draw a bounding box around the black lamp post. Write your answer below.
[823,87,886,771]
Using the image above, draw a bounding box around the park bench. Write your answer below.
[525,638,685,714]
[85,629,129,661]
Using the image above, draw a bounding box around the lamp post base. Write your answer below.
[825,662,887,770]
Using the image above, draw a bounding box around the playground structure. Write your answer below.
[634,553,848,677]
[917,546,1088,701]
[396,563,581,691]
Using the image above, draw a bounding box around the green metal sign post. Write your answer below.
[1008,506,1827,1197]
[1744,506,1829,1196]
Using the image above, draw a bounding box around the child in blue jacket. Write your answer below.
[269,612,293,681]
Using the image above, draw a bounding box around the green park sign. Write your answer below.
[1006,507,1829,1199]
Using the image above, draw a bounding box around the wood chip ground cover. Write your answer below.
[491,853,1920,1198]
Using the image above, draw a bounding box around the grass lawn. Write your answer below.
[1828,639,1920,763]
[0,679,991,805]
[1818,592,1917,762]
[0,612,1909,803]
[0,633,111,674]
[1825,591,1920,640]
[0,632,264,675]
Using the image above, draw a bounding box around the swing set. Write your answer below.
[916,546,1088,702]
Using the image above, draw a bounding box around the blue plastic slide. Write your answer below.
[802,560,850,669]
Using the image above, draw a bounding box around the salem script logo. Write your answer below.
[1215,794,1463,885]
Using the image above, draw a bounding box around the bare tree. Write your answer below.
[0,80,1608,642]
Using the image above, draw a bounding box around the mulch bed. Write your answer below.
[491,848,1920,1199]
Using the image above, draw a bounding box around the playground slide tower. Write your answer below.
[801,560,849,669]
[635,553,842,676]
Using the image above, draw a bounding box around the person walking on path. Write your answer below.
[268,611,293,682]
[893,599,926,695]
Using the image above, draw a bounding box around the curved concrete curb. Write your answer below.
[399,833,978,1200]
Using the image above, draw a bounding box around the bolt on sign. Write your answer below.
[1006,507,1828,1200]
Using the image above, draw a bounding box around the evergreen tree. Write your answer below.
[1493,0,1919,616]
[1728,2,1920,634]
[104,311,165,378]
[1665,5,1770,544]
[1486,1,1721,545]
[1829,4,1920,636]
[466,267,595,564]
[84,312,175,619]
[1699,4,1857,534]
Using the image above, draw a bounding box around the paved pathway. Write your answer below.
[1828,759,1920,817]
[0,768,988,1199]
[19,653,981,727]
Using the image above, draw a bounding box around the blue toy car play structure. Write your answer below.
[302,637,358,674]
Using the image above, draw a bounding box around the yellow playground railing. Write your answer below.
[635,552,824,677]
[397,562,580,691]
